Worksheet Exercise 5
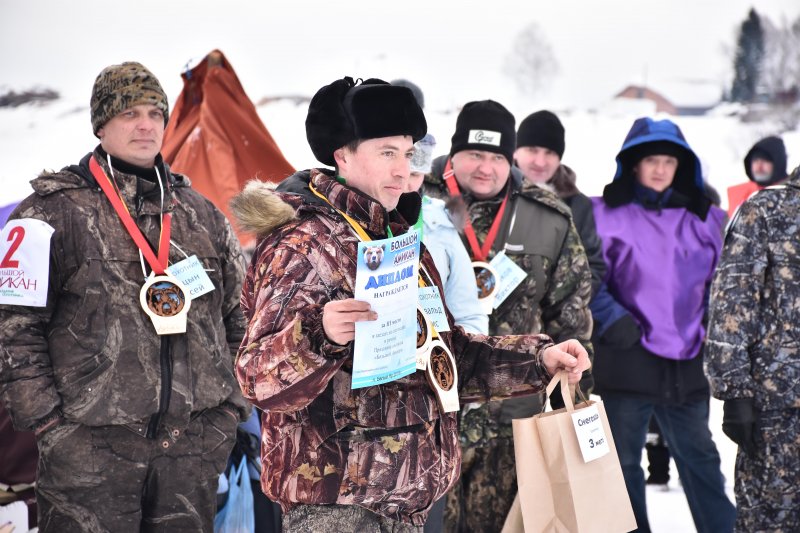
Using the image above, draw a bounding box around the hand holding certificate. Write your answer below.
[350,230,421,389]
[322,299,378,345]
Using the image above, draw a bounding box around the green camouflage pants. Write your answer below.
[283,504,422,533]
[444,435,517,533]
[734,408,800,532]
[35,406,237,532]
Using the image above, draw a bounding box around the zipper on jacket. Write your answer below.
[146,337,173,439]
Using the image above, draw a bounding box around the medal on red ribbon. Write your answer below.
[443,158,507,314]
[89,156,190,335]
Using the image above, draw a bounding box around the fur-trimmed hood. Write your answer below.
[230,168,423,241]
[229,178,298,239]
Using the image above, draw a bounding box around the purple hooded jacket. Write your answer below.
[592,118,725,360]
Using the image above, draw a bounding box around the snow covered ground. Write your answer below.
[0,91,792,532]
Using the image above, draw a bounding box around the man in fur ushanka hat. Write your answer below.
[230,77,590,532]
[0,62,248,532]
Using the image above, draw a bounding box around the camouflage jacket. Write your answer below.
[231,169,555,526]
[706,172,800,410]
[0,148,248,437]
[424,156,593,436]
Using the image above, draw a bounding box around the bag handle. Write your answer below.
[544,371,588,413]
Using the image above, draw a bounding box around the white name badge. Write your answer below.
[489,251,527,309]
[418,286,450,333]
[0,218,55,307]
[166,255,215,300]
[571,403,610,462]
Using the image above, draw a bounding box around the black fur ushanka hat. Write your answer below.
[305,77,427,166]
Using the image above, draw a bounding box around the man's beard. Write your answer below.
[753,172,773,184]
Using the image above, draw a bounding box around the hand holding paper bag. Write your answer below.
[542,339,591,384]
[503,371,636,533]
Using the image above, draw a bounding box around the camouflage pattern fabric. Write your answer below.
[231,169,557,526]
[734,409,800,532]
[283,504,422,533]
[706,173,800,530]
[444,432,518,533]
[0,148,249,435]
[706,176,800,410]
[35,406,237,532]
[424,159,592,531]
[90,62,169,135]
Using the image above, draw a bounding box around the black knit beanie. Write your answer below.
[450,100,516,164]
[516,110,565,158]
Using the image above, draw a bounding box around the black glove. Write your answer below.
[599,314,641,348]
[722,398,757,457]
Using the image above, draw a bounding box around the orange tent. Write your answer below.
[162,50,295,247]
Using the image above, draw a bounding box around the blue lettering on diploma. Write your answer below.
[364,265,414,290]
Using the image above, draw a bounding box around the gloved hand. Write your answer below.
[722,398,757,457]
[599,314,641,348]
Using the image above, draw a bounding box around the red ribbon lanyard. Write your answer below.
[442,158,508,262]
[89,156,172,275]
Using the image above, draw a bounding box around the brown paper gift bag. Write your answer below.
[504,371,636,533]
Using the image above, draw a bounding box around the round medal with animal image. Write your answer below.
[139,273,192,335]
[145,279,186,316]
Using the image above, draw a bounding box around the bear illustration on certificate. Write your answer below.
[352,229,420,389]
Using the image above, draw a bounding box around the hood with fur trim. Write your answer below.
[230,179,298,239]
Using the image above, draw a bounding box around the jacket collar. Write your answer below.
[30,149,188,211]
[296,169,421,239]
[88,147,178,216]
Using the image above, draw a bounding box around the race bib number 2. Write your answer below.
[0,218,55,307]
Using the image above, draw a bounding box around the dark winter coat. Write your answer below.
[533,163,606,295]
[0,148,248,437]
[231,169,556,526]
[706,169,800,411]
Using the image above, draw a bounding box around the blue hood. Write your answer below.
[603,117,711,220]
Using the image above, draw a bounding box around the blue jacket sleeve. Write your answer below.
[589,282,631,337]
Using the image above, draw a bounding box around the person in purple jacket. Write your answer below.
[589,117,735,533]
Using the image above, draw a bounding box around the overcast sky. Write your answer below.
[3,0,799,111]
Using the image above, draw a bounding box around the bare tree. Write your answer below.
[503,22,559,96]
[761,14,800,96]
